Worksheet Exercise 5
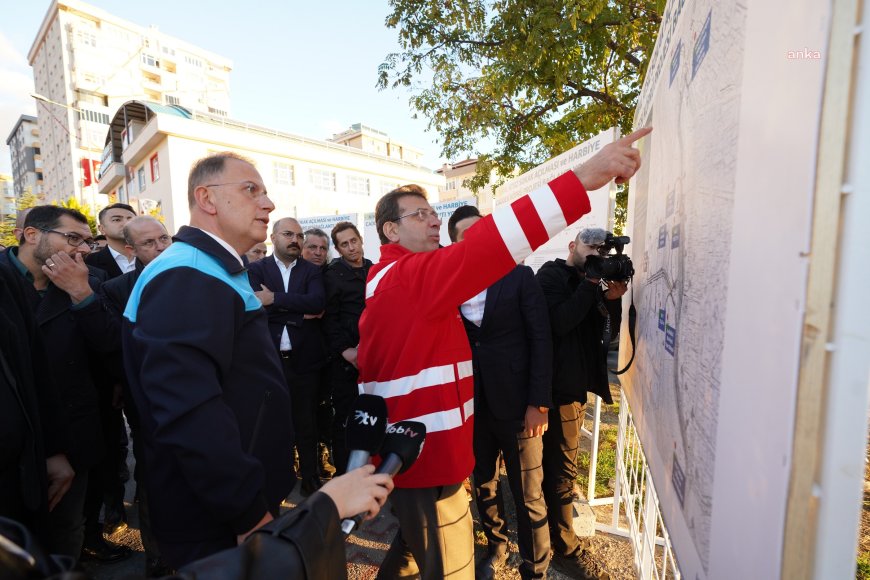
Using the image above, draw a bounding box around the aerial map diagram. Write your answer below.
[622,0,747,573]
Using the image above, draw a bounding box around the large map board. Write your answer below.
[622,0,832,578]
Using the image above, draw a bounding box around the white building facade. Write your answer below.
[98,102,445,234]
[27,0,232,206]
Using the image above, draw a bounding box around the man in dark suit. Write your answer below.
[248,217,326,496]
[0,205,119,562]
[83,202,137,549]
[85,203,136,279]
[448,206,554,580]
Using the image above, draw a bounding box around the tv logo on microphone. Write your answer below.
[354,410,379,426]
[386,423,421,438]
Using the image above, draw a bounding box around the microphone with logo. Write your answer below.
[344,394,388,474]
[341,420,427,536]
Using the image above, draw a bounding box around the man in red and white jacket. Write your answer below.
[359,128,650,579]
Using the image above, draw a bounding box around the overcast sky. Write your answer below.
[0,0,447,175]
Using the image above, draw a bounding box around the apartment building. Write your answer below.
[97,100,445,234]
[5,115,44,199]
[27,0,232,205]
[436,158,498,214]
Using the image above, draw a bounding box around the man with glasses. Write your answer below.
[534,227,628,576]
[0,205,118,562]
[359,128,650,579]
[99,215,173,575]
[248,217,327,497]
[123,152,296,568]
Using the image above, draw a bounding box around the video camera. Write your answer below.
[584,232,634,282]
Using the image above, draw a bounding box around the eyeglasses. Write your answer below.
[38,228,100,251]
[204,181,267,198]
[394,208,440,223]
[277,231,304,240]
[134,235,172,250]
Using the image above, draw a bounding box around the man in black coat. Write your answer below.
[535,227,628,574]
[449,206,553,579]
[248,217,326,496]
[83,202,137,554]
[0,205,118,562]
[322,221,372,475]
[0,261,74,542]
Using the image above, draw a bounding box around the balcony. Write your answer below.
[98,160,125,194]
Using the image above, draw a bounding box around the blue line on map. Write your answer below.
[692,9,712,80]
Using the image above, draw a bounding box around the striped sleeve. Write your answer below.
[491,171,590,263]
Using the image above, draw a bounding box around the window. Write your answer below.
[150,154,159,182]
[381,181,400,195]
[273,162,294,185]
[76,30,97,47]
[184,55,203,68]
[138,167,146,191]
[141,53,159,67]
[310,169,336,191]
[347,175,370,196]
[165,95,180,106]
[161,45,176,56]
[76,110,110,125]
[208,106,227,116]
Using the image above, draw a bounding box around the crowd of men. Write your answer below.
[0,127,647,579]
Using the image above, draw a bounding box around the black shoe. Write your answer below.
[81,534,131,563]
[103,502,128,535]
[551,548,598,580]
[318,444,335,479]
[475,546,508,579]
[146,558,174,577]
[300,476,322,497]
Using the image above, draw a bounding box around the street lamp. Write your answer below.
[31,92,100,210]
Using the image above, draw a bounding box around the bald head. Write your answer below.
[270,217,303,264]
[123,216,171,265]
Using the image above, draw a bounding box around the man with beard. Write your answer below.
[248,217,327,496]
[535,227,628,576]
[0,205,116,562]
[323,221,372,474]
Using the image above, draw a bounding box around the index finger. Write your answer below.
[619,127,653,145]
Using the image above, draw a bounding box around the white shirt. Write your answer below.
[108,245,136,274]
[275,255,296,351]
[460,288,487,327]
[195,228,244,266]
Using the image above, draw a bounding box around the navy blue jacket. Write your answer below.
[461,265,553,424]
[247,255,326,374]
[123,226,295,543]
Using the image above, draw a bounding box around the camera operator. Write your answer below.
[534,227,628,575]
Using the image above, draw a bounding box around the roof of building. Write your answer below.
[5,114,39,146]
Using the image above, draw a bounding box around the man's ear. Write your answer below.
[568,241,576,253]
[193,185,218,215]
[97,223,106,235]
[22,226,40,245]
[382,221,400,244]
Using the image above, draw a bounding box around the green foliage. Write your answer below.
[857,553,870,580]
[0,189,41,248]
[379,0,661,202]
[578,420,619,497]
[56,197,97,234]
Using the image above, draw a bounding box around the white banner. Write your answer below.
[494,128,617,272]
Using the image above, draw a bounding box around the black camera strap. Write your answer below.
[611,278,636,376]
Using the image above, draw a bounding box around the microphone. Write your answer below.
[341,420,427,535]
[344,394,388,474]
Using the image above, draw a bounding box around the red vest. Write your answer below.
[359,171,590,488]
